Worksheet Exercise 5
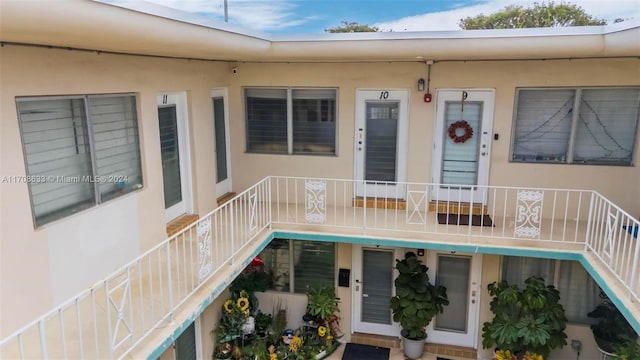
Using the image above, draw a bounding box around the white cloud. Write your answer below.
[140,0,316,31]
[374,0,640,31]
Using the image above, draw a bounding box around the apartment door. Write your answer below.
[212,89,232,197]
[352,246,402,336]
[432,89,494,204]
[354,90,409,199]
[427,252,482,348]
[158,92,192,222]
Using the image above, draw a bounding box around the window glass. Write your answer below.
[245,89,287,153]
[574,88,639,165]
[259,238,335,294]
[245,88,337,155]
[511,87,639,166]
[501,256,601,324]
[292,89,336,154]
[17,94,143,226]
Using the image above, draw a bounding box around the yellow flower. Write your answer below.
[523,352,543,360]
[243,309,249,316]
[270,354,277,360]
[237,297,250,311]
[223,300,234,313]
[318,326,327,337]
[289,335,302,352]
[495,349,515,360]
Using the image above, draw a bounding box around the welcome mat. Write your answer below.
[341,343,390,360]
[437,213,493,227]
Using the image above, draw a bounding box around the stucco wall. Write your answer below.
[227,59,640,216]
[0,45,228,336]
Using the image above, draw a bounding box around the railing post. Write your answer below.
[267,177,272,229]
[166,242,174,322]
[38,320,48,360]
[230,200,235,265]
[584,191,596,251]
[362,181,367,235]
[630,230,640,301]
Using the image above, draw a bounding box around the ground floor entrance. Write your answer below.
[351,246,482,349]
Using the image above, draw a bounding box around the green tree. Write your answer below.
[459,2,606,29]
[325,21,379,33]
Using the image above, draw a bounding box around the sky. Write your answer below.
[132,0,640,33]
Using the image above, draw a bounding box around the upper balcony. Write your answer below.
[1,176,638,359]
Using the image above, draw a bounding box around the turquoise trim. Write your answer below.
[579,257,640,334]
[146,233,275,360]
[148,229,639,358]
[272,231,583,260]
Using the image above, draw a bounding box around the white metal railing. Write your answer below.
[0,178,270,359]
[1,176,638,359]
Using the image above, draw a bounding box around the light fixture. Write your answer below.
[417,78,425,92]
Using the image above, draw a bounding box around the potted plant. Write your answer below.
[305,285,341,336]
[482,276,567,358]
[390,252,449,359]
[612,339,640,360]
[254,311,272,338]
[587,292,638,355]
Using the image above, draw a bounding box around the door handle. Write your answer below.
[362,294,369,297]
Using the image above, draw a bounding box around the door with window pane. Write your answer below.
[212,89,232,196]
[355,90,408,199]
[158,93,192,222]
[352,246,400,336]
[427,253,481,347]
[431,90,494,204]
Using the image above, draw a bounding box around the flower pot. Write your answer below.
[401,330,426,360]
[242,316,255,334]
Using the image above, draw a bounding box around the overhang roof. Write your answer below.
[1,0,639,62]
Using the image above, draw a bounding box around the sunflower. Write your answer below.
[289,335,302,352]
[237,297,250,311]
[223,300,234,313]
[317,326,327,337]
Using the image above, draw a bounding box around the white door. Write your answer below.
[355,90,409,199]
[352,246,402,336]
[432,89,494,204]
[212,89,232,197]
[158,92,192,222]
[427,252,482,348]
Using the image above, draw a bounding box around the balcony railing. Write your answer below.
[1,177,638,359]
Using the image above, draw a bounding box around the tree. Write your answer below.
[459,2,606,29]
[325,21,379,33]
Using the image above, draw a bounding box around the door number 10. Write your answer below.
[379,91,389,100]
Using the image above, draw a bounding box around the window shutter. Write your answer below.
[175,322,197,360]
[89,95,143,200]
[17,98,95,225]
[292,89,336,154]
[245,88,288,153]
[574,88,640,165]
[512,89,575,163]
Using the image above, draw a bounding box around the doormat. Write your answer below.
[437,213,493,227]
[436,357,453,360]
[341,343,390,360]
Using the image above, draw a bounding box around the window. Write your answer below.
[259,239,335,293]
[17,94,143,226]
[511,87,640,166]
[501,257,600,324]
[245,88,337,155]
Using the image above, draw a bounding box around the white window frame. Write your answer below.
[244,87,338,156]
[260,239,337,294]
[16,93,143,227]
[510,86,639,166]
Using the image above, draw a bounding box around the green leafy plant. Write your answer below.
[306,285,341,337]
[612,339,640,360]
[587,294,637,353]
[229,257,272,313]
[390,252,449,340]
[254,311,273,336]
[482,276,567,357]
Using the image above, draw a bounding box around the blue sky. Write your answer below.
[130,0,640,33]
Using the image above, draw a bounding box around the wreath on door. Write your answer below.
[448,120,474,143]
